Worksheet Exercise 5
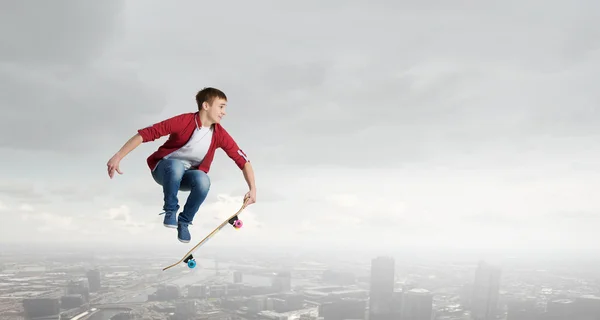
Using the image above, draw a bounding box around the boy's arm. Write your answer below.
[242,162,256,190]
[137,113,184,142]
[220,128,256,204]
[219,128,250,170]
[107,113,184,179]
[107,133,143,178]
[242,162,256,205]
[114,133,143,160]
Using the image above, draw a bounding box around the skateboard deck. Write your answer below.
[162,198,250,271]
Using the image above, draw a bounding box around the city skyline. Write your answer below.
[4,248,600,320]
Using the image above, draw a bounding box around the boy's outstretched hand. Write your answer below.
[107,155,123,179]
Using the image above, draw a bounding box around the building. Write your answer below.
[400,288,433,320]
[368,256,395,320]
[470,261,501,320]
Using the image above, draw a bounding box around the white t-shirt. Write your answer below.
[163,124,214,170]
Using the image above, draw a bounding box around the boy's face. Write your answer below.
[204,98,227,124]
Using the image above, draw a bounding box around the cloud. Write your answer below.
[0,1,123,65]
[102,205,156,235]
[0,179,115,208]
[0,181,49,204]
[10,201,160,243]
[22,211,76,233]
[5,192,262,246]
[173,1,600,170]
[327,194,360,208]
[548,211,600,220]
[2,1,600,255]
[0,0,165,153]
[106,205,131,222]
[18,204,34,212]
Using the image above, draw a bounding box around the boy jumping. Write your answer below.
[106,87,256,243]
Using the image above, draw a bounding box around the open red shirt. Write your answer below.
[137,112,249,173]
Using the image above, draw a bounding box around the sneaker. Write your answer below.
[177,221,191,243]
[159,211,177,228]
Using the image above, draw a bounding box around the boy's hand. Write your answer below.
[107,155,123,179]
[244,188,256,206]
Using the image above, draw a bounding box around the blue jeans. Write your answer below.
[151,159,211,224]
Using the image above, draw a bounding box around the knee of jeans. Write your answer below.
[190,171,211,191]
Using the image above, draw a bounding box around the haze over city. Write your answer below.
[1,1,599,320]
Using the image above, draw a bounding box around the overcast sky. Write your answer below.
[1,0,598,259]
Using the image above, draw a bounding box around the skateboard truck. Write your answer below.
[184,254,196,268]
[228,215,243,229]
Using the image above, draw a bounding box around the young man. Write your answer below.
[106,87,256,243]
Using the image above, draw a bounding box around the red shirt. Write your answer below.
[137,112,249,173]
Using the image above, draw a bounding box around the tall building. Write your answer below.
[391,290,403,316]
[368,256,395,320]
[86,269,101,292]
[233,271,243,283]
[67,279,90,302]
[152,284,181,300]
[272,271,292,292]
[470,261,501,320]
[401,288,433,320]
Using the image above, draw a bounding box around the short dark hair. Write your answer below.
[196,87,227,110]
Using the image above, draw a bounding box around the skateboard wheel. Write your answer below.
[187,259,197,269]
[233,220,243,229]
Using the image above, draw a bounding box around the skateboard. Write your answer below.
[162,197,250,271]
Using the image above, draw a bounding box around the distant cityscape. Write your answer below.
[1,246,599,320]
